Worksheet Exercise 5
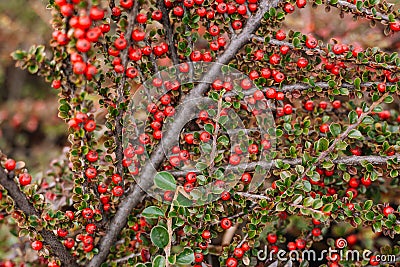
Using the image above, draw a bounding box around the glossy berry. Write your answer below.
[4,158,16,171]
[31,240,43,251]
[241,172,252,184]
[233,247,244,258]
[82,208,94,219]
[221,191,231,200]
[221,218,232,230]
[226,257,237,267]
[383,206,394,217]
[202,230,211,239]
[267,233,277,243]
[319,123,329,133]
[312,228,321,236]
[19,173,32,186]
[64,238,75,249]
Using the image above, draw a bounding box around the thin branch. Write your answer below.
[224,80,388,98]
[252,35,399,71]
[0,167,78,267]
[158,1,179,65]
[169,154,400,177]
[333,0,391,22]
[114,3,140,178]
[301,92,390,178]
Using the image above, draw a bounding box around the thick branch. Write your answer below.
[0,168,78,267]
[87,1,282,265]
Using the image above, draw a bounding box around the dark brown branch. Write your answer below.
[87,1,282,265]
[0,168,78,267]
[158,1,179,65]
[225,80,390,98]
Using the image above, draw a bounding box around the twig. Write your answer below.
[0,167,78,267]
[301,92,390,178]
[168,154,400,177]
[158,1,179,65]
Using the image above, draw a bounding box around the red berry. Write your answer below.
[112,186,124,196]
[287,241,297,250]
[163,190,174,201]
[377,83,386,93]
[234,247,244,258]
[296,0,307,8]
[4,159,16,171]
[296,238,306,249]
[361,176,372,186]
[31,240,43,251]
[131,29,145,42]
[19,173,32,186]
[221,218,232,230]
[186,172,197,183]
[221,191,231,201]
[348,178,360,188]
[275,30,286,40]
[97,183,108,194]
[312,228,321,236]
[267,233,277,244]
[120,0,134,9]
[297,57,308,68]
[173,6,184,16]
[194,252,203,262]
[64,238,75,249]
[389,21,400,32]
[229,154,241,165]
[90,6,105,20]
[319,101,328,109]
[283,2,295,13]
[202,230,211,239]
[319,123,329,133]
[241,172,252,184]
[200,131,211,142]
[306,35,318,49]
[383,206,394,217]
[82,208,94,219]
[332,100,341,109]
[304,100,314,111]
[283,104,293,115]
[226,257,237,267]
[269,53,280,65]
[57,228,68,238]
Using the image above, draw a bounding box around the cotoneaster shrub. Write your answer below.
[0,0,399,266]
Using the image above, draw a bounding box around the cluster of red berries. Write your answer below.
[67,112,96,132]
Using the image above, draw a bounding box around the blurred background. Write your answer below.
[0,0,399,265]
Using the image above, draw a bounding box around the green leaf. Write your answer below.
[142,206,165,218]
[150,226,169,248]
[348,111,358,124]
[365,211,375,221]
[384,95,394,104]
[176,248,194,265]
[204,124,214,134]
[316,138,329,151]
[28,64,39,74]
[312,199,323,209]
[348,129,363,140]
[330,123,341,137]
[152,255,166,267]
[217,135,229,146]
[195,162,208,171]
[154,172,176,191]
[363,200,373,210]
[354,77,361,89]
